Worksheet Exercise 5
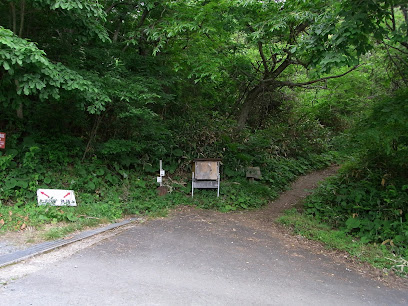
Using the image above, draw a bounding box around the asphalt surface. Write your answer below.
[0,219,136,268]
[1,208,407,305]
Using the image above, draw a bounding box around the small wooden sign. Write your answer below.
[0,132,5,149]
[246,167,262,180]
[37,189,77,206]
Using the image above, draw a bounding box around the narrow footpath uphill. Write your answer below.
[240,165,341,220]
[1,166,407,305]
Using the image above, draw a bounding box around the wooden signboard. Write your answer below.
[192,158,221,197]
[246,167,262,180]
[194,161,219,180]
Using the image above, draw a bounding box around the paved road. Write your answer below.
[1,207,407,305]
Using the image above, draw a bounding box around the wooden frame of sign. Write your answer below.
[191,158,221,198]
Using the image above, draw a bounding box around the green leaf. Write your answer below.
[3,61,10,70]
[345,217,361,229]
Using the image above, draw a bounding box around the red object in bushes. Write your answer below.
[0,132,5,149]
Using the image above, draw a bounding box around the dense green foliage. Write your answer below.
[278,209,408,275]
[0,0,407,269]
[303,89,408,255]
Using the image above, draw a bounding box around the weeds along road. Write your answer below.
[1,167,407,305]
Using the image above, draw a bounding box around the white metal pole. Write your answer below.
[217,174,220,197]
[159,160,163,187]
[192,172,194,198]
[217,162,220,197]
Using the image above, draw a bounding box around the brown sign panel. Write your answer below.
[192,158,221,197]
[194,161,219,180]
[0,133,5,149]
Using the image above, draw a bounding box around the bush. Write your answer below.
[302,89,408,256]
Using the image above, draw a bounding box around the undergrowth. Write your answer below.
[278,209,408,277]
[283,89,408,276]
[42,218,103,241]
[0,151,334,234]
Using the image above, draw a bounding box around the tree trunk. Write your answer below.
[237,96,253,130]
[16,103,23,119]
[237,85,263,130]
[19,0,25,37]
[82,115,102,161]
[113,24,121,43]
[10,1,25,119]
[14,80,24,119]
[10,2,17,34]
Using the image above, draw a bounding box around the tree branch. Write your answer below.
[298,84,329,90]
[269,53,278,71]
[288,59,308,68]
[385,5,396,31]
[266,22,309,80]
[258,41,269,75]
[384,45,408,86]
[264,65,361,88]
[269,56,292,79]
[121,7,150,52]
[137,8,149,28]
[394,53,408,68]
[290,22,309,44]
[391,5,396,31]
[250,61,262,74]
[383,42,408,55]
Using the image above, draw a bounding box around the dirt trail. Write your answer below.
[228,165,340,228]
[171,165,340,233]
[248,165,339,218]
